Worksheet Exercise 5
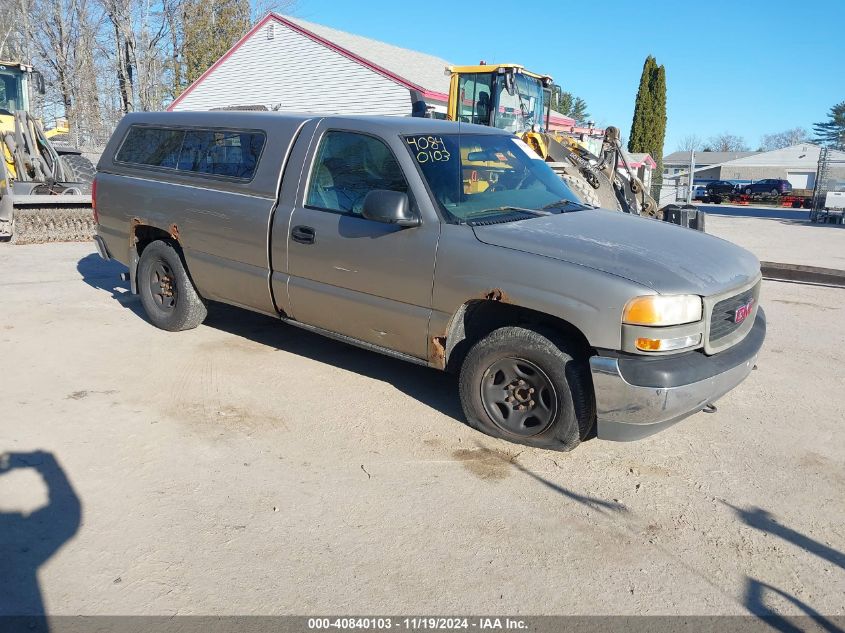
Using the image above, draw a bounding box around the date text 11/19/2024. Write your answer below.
[307,617,529,630]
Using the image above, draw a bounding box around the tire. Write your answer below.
[559,171,601,208]
[744,188,752,195]
[59,154,96,193]
[770,188,779,196]
[137,240,207,331]
[458,326,594,451]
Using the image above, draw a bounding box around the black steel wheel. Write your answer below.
[458,326,594,451]
[148,260,178,312]
[480,357,557,437]
[137,240,207,331]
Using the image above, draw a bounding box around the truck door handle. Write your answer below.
[291,225,315,245]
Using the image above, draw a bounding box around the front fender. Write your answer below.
[429,224,651,363]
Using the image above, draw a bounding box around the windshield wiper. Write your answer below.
[542,198,593,211]
[464,206,551,219]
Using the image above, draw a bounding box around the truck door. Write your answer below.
[277,127,439,360]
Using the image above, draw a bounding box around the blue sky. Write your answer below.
[286,0,845,153]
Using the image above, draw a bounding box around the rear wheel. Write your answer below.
[59,154,96,193]
[458,326,594,451]
[137,240,207,331]
[770,188,780,196]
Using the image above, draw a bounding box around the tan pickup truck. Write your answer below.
[93,111,764,451]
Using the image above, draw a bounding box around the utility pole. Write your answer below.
[687,149,696,203]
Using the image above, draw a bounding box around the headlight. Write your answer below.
[623,295,702,326]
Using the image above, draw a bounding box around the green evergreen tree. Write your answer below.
[551,90,590,124]
[182,0,252,86]
[628,56,667,193]
[813,101,845,150]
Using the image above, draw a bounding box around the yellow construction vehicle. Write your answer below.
[1,61,95,243]
[445,63,657,217]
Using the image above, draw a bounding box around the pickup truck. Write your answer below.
[93,111,765,451]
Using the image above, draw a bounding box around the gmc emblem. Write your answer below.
[733,298,755,324]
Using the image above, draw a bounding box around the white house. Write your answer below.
[168,13,577,129]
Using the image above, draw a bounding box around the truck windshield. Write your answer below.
[405,133,586,224]
[492,74,545,135]
[0,70,23,114]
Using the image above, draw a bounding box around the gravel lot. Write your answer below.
[1,236,844,618]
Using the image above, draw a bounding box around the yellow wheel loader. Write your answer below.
[445,63,658,217]
[0,61,95,244]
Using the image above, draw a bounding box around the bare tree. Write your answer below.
[706,133,749,152]
[675,134,703,152]
[2,0,296,146]
[759,127,809,151]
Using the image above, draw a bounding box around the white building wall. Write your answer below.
[171,19,414,116]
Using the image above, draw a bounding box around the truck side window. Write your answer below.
[177,130,264,179]
[306,131,408,216]
[116,125,265,180]
[116,127,184,169]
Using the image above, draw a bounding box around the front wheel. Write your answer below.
[458,326,594,451]
[137,240,207,331]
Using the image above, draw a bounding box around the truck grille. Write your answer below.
[709,288,756,344]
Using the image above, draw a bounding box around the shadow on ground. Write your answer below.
[203,301,466,421]
[0,451,81,632]
[725,502,845,630]
[76,253,145,317]
[77,253,465,422]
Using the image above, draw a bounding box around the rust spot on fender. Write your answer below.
[429,336,447,369]
[482,288,509,302]
[169,223,180,240]
[129,217,145,246]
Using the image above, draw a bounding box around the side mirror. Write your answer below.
[362,190,419,227]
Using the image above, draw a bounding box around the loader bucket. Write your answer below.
[9,195,94,245]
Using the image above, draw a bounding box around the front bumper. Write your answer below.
[590,309,766,441]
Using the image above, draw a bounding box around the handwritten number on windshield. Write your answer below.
[407,136,451,163]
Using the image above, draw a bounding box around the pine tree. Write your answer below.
[182,0,252,86]
[813,101,845,150]
[551,90,590,124]
[628,56,667,193]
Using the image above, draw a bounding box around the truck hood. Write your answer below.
[471,210,760,296]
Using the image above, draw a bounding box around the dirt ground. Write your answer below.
[1,237,844,618]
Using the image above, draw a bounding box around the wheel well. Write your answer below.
[443,300,592,373]
[133,224,177,255]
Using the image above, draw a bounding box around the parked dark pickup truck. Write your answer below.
[93,112,765,451]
